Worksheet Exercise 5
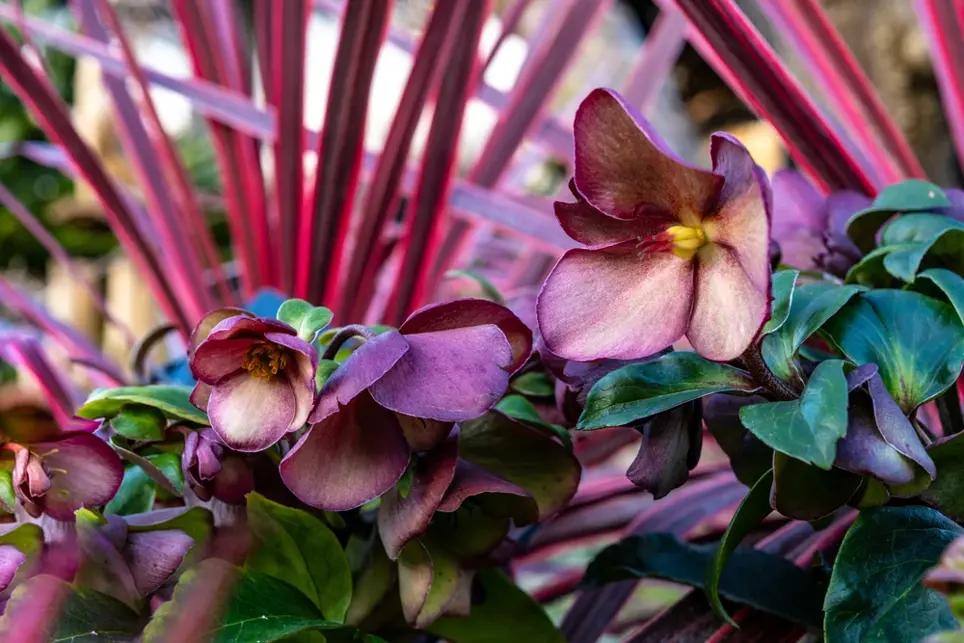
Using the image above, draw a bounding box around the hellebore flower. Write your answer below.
[182,429,254,505]
[280,299,532,511]
[537,88,772,362]
[189,310,317,452]
[770,170,869,276]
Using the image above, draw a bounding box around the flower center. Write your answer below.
[241,342,291,379]
[665,225,708,260]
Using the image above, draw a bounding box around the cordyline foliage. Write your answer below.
[3,1,964,642]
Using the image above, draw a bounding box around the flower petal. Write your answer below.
[400,299,532,374]
[626,402,702,499]
[124,528,195,596]
[190,339,252,384]
[280,392,410,511]
[310,330,410,423]
[189,382,213,412]
[437,459,535,524]
[207,373,296,452]
[369,326,512,422]
[574,88,722,220]
[835,393,916,485]
[0,545,26,593]
[825,191,871,235]
[397,415,455,452]
[265,332,318,430]
[555,180,656,246]
[189,308,252,356]
[205,315,297,342]
[537,242,694,361]
[378,433,459,559]
[33,432,123,521]
[687,244,769,362]
[211,455,255,505]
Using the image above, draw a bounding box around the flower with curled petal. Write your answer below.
[537,88,772,362]
[189,311,317,452]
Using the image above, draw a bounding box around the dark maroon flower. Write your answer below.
[770,169,869,276]
[182,429,254,505]
[280,300,532,511]
[189,310,318,452]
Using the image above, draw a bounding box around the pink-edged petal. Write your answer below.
[189,382,213,412]
[369,327,512,422]
[703,133,771,296]
[0,545,26,592]
[207,373,296,452]
[573,88,722,220]
[378,433,459,559]
[265,332,318,430]
[310,330,410,423]
[687,244,769,361]
[537,242,695,361]
[280,392,410,511]
[555,179,662,246]
[32,432,123,521]
[189,308,252,356]
[400,299,533,374]
[205,315,297,343]
[191,339,253,384]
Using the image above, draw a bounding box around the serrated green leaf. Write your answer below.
[579,352,758,430]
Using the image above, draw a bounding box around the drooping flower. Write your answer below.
[189,310,317,452]
[770,169,869,276]
[181,428,254,505]
[537,88,772,362]
[280,299,532,511]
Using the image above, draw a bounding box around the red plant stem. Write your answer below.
[483,0,531,72]
[668,0,878,195]
[1,337,80,425]
[621,7,687,115]
[94,0,233,307]
[916,0,964,172]
[299,0,393,306]
[341,0,463,322]
[0,28,192,333]
[0,181,136,346]
[388,0,490,323]
[761,0,922,183]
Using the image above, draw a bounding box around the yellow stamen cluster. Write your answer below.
[665,225,708,260]
[241,342,291,379]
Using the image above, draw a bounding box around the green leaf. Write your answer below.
[881,227,964,283]
[428,569,564,643]
[495,395,572,450]
[823,289,964,412]
[917,269,964,325]
[443,269,505,305]
[761,270,799,335]
[772,452,861,520]
[146,560,339,643]
[921,434,964,520]
[579,352,759,430]
[825,506,963,642]
[881,212,964,245]
[110,436,183,496]
[277,299,334,343]
[105,465,156,516]
[316,359,340,388]
[846,246,903,289]
[126,507,213,556]
[509,372,554,397]
[846,180,950,252]
[762,283,862,384]
[706,469,774,625]
[110,404,166,441]
[0,469,15,513]
[581,532,825,628]
[739,360,848,469]
[0,523,43,559]
[78,385,208,425]
[245,493,352,623]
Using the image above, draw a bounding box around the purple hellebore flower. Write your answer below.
[537,88,772,363]
[189,310,318,452]
[182,428,254,505]
[279,299,532,511]
[770,169,870,276]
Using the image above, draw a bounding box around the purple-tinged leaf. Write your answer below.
[670,0,877,194]
[299,0,392,305]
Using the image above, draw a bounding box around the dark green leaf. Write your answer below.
[579,352,758,430]
[105,465,156,516]
[277,299,334,343]
[110,436,183,496]
[882,228,964,283]
[845,246,902,289]
[110,404,166,441]
[316,359,340,388]
[772,452,861,520]
[916,269,964,325]
[0,469,15,513]
[510,372,554,397]
[706,469,774,625]
[582,532,825,628]
[824,506,963,642]
[922,434,964,520]
[846,180,950,252]
[761,270,799,335]
[0,523,43,558]
[823,290,964,412]
[245,493,352,622]
[881,213,964,245]
[78,385,208,425]
[739,360,849,468]
[762,283,861,384]
[495,395,572,449]
[428,569,564,643]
